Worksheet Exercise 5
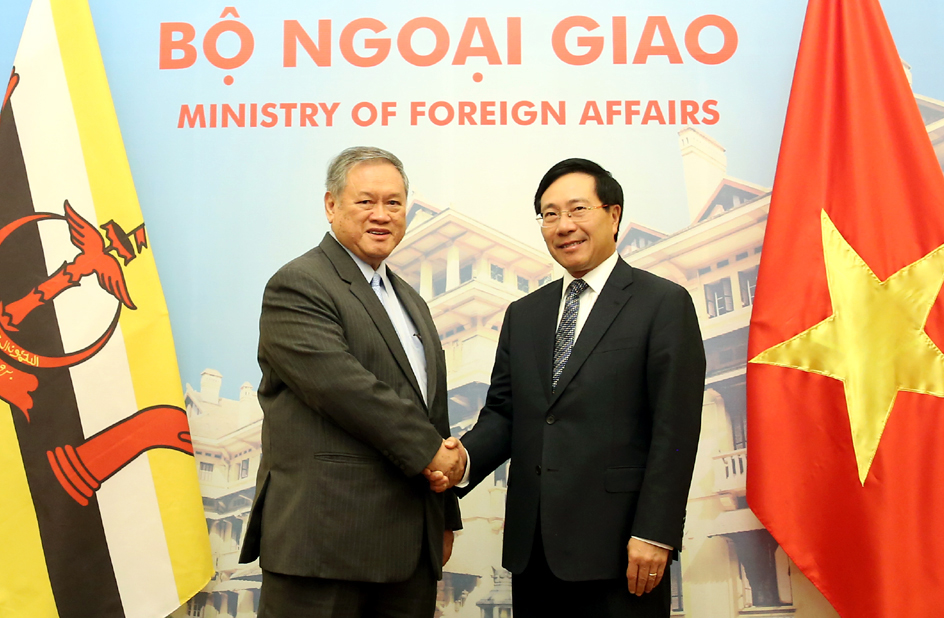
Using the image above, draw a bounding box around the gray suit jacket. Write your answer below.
[239,234,461,582]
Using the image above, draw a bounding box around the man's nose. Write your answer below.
[556,212,577,233]
[367,204,392,220]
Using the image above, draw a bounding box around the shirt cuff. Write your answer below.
[631,536,673,551]
[456,452,472,488]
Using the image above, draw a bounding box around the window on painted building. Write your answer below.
[239,458,250,479]
[732,531,793,609]
[187,593,208,617]
[199,461,213,481]
[705,278,734,318]
[739,265,759,307]
[460,262,473,283]
[517,275,529,293]
[490,263,504,283]
[670,559,683,611]
[432,273,446,297]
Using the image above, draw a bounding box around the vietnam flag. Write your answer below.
[0,1,212,617]
[747,0,944,615]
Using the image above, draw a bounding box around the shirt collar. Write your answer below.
[329,230,389,285]
[561,250,619,297]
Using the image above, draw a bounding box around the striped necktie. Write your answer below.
[552,279,588,391]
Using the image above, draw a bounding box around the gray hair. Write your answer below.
[325,146,409,197]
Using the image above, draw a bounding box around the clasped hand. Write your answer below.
[422,437,466,492]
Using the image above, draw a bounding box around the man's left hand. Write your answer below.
[626,538,669,596]
[443,530,455,566]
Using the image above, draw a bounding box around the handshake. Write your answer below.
[422,437,467,493]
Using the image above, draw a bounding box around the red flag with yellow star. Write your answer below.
[747,0,944,614]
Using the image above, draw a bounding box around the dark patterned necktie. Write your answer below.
[552,279,588,391]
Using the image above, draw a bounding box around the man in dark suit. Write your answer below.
[240,146,465,617]
[433,158,705,616]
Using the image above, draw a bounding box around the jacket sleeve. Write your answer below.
[631,283,706,548]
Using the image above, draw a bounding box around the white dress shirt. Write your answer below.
[331,233,428,403]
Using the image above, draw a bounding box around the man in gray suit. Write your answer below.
[240,146,465,617]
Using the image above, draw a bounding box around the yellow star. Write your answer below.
[751,209,944,485]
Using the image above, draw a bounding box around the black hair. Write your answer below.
[533,158,623,240]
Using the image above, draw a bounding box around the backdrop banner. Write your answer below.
[1,1,943,617]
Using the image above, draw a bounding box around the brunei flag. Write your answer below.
[0,1,213,617]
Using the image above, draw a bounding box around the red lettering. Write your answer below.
[284,20,331,67]
[633,16,683,64]
[685,16,737,65]
[160,23,196,69]
[626,100,641,124]
[380,102,396,126]
[458,101,477,125]
[321,102,339,127]
[542,101,566,125]
[209,103,218,128]
[668,100,676,124]
[579,101,603,125]
[507,18,522,65]
[411,101,426,125]
[480,101,496,125]
[280,103,298,127]
[429,101,455,126]
[680,100,699,124]
[605,100,621,125]
[512,101,536,125]
[340,18,390,68]
[701,100,719,124]
[552,16,603,66]
[203,20,254,70]
[260,103,278,127]
[642,100,666,124]
[300,103,319,127]
[612,17,627,64]
[177,104,205,128]
[453,18,501,65]
[398,17,449,67]
[353,102,378,126]
[222,103,244,127]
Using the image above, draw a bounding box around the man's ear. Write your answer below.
[325,191,336,223]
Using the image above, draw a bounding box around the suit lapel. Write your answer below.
[389,272,437,411]
[531,280,562,404]
[320,235,425,406]
[549,259,634,407]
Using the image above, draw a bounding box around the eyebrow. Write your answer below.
[541,197,592,210]
[352,190,405,200]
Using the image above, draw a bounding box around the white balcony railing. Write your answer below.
[713,448,747,495]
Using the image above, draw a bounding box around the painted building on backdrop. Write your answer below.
[172,69,944,618]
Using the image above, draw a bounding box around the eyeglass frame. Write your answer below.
[535,204,612,228]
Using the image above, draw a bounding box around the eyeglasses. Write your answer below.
[536,204,608,227]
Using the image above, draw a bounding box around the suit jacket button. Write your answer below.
[546,414,556,425]
[535,465,542,475]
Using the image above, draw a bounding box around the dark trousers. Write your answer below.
[512,520,671,618]
[257,541,436,618]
